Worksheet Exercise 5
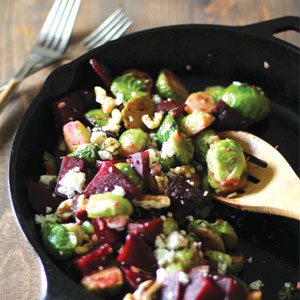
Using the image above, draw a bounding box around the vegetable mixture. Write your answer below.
[29,59,287,300]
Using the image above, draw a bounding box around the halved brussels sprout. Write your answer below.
[179,111,215,137]
[156,114,179,145]
[123,69,153,94]
[42,220,77,260]
[206,139,247,194]
[212,220,238,249]
[119,128,149,156]
[220,82,270,124]
[162,217,179,236]
[159,155,176,172]
[84,109,109,127]
[204,86,225,102]
[122,95,156,130]
[156,69,189,103]
[185,91,215,113]
[111,73,148,102]
[194,129,220,163]
[115,162,144,187]
[68,143,99,165]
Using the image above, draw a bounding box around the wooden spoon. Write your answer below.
[212,131,300,220]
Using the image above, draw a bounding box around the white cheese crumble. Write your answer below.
[39,175,57,188]
[106,214,130,231]
[98,150,113,160]
[217,262,228,275]
[90,131,107,145]
[152,94,162,104]
[57,167,86,197]
[232,81,242,86]
[46,206,52,214]
[111,185,126,196]
[35,213,58,225]
[155,235,166,249]
[161,139,176,159]
[186,215,194,222]
[249,280,264,290]
[247,256,253,263]
[156,268,168,283]
[166,231,188,250]
[101,124,121,133]
[115,93,124,105]
[178,271,189,285]
[263,61,270,69]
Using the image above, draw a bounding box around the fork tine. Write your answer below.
[80,9,123,46]
[92,19,132,49]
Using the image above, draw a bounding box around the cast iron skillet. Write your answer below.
[9,17,299,300]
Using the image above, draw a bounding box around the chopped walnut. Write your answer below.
[142,111,164,129]
[108,108,122,125]
[154,174,169,193]
[55,199,73,222]
[169,165,196,179]
[123,280,161,300]
[101,137,120,154]
[133,195,171,209]
[94,86,115,114]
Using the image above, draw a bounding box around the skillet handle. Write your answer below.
[241,16,300,36]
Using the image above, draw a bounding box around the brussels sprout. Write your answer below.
[278,282,296,300]
[156,69,189,103]
[86,193,133,218]
[204,86,225,102]
[119,129,149,156]
[122,95,156,130]
[163,217,179,236]
[81,220,95,234]
[185,91,216,113]
[206,139,247,194]
[111,73,148,102]
[84,109,109,127]
[201,170,210,191]
[159,155,176,172]
[204,250,245,274]
[220,82,270,124]
[115,162,144,187]
[194,129,220,163]
[179,111,215,137]
[156,114,179,145]
[212,220,238,249]
[68,143,99,165]
[42,220,77,260]
[123,69,153,93]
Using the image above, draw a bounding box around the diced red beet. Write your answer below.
[117,234,157,273]
[27,181,63,214]
[127,218,163,244]
[55,157,86,198]
[52,92,85,130]
[212,100,248,131]
[84,162,141,199]
[156,100,186,118]
[89,59,112,89]
[183,277,224,300]
[129,151,150,178]
[121,266,153,290]
[92,218,122,245]
[213,276,247,300]
[96,159,126,169]
[161,272,184,300]
[73,243,113,276]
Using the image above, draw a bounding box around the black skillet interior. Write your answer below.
[9,17,299,300]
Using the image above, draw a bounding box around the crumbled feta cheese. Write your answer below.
[115,93,124,105]
[247,256,253,263]
[148,149,159,164]
[108,109,122,125]
[186,215,194,222]
[106,214,129,231]
[178,271,189,285]
[57,168,86,197]
[203,191,209,197]
[156,268,168,283]
[160,215,166,221]
[101,124,121,133]
[185,64,191,70]
[39,175,57,188]
[232,81,242,86]
[152,94,162,104]
[128,116,134,122]
[161,140,175,159]
[46,206,52,214]
[155,235,166,249]
[217,262,228,275]
[35,213,58,225]
[98,150,113,160]
[111,185,126,196]
[264,61,270,69]
[180,230,186,235]
[166,231,188,250]
[167,212,173,217]
[90,131,107,145]
[249,280,264,290]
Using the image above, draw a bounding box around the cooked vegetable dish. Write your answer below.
[28,59,292,300]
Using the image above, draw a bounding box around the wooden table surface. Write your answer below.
[0,0,298,299]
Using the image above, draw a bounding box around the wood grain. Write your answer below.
[0,0,298,299]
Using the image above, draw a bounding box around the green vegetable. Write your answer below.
[159,154,176,172]
[43,151,57,175]
[111,73,148,102]
[86,193,133,218]
[166,248,199,271]
[278,282,296,300]
[220,82,270,124]
[206,139,247,194]
[115,162,143,187]
[119,128,149,156]
[68,143,99,165]
[84,109,109,127]
[194,129,220,163]
[156,69,189,103]
[123,69,153,93]
[42,221,77,260]
[178,111,215,137]
[156,114,179,145]
[81,221,95,234]
[204,86,225,102]
[212,220,238,249]
[163,217,179,236]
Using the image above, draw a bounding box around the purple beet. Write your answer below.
[129,151,150,178]
[84,162,141,199]
[213,276,247,300]
[89,59,112,89]
[27,181,63,214]
[121,266,154,290]
[161,272,184,300]
[213,100,248,131]
[156,100,186,118]
[54,157,86,198]
[52,92,85,130]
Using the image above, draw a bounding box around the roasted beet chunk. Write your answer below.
[161,272,184,300]
[52,92,85,130]
[213,276,247,300]
[117,234,157,273]
[54,157,86,198]
[92,218,122,245]
[121,266,153,290]
[212,100,247,130]
[27,181,63,214]
[129,151,150,178]
[156,100,186,118]
[73,243,113,276]
[89,59,112,89]
[183,276,224,300]
[127,218,163,244]
[84,162,141,199]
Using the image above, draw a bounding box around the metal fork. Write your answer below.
[0,9,132,93]
[0,0,81,114]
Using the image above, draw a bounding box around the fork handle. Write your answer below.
[0,78,20,114]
